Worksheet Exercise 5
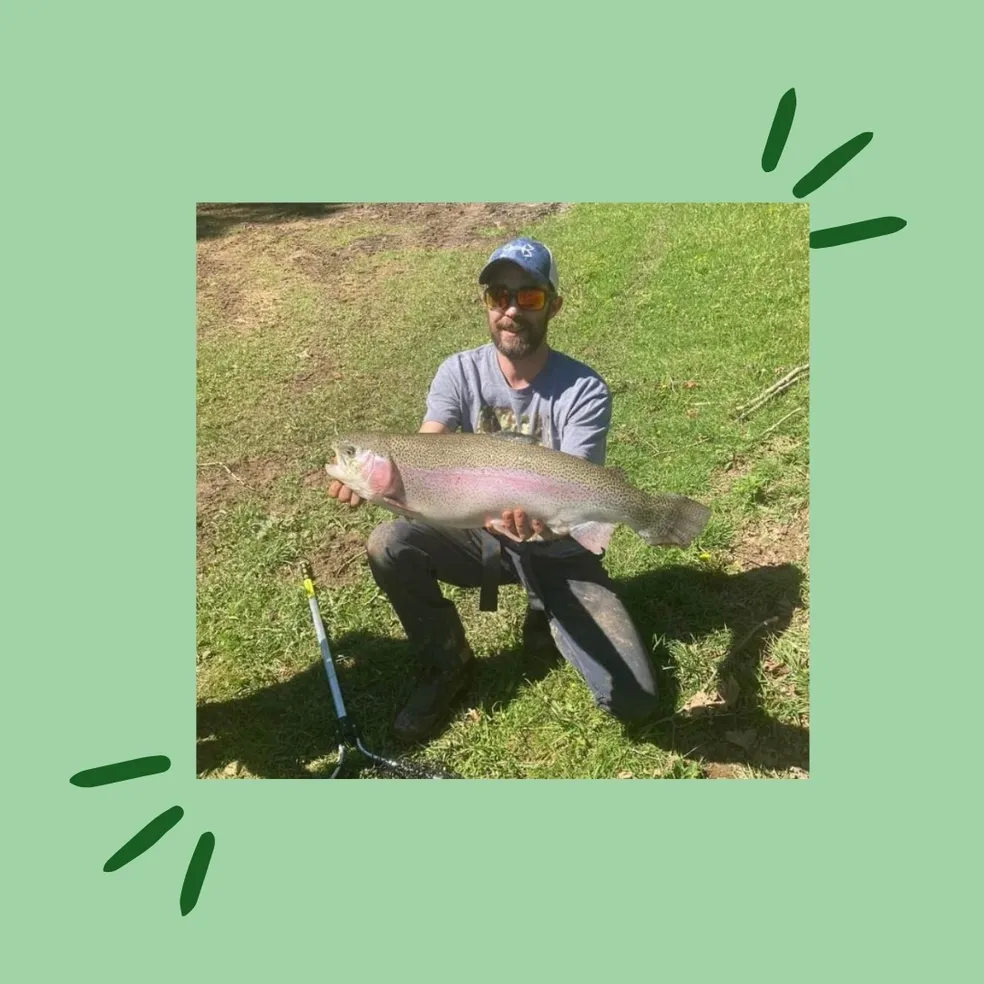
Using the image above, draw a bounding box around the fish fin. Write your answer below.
[568,522,618,555]
[638,498,712,548]
[489,430,540,445]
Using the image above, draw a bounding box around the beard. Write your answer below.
[490,315,547,360]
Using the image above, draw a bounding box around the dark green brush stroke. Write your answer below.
[70,755,171,786]
[103,806,185,872]
[180,832,215,915]
[793,131,873,198]
[810,216,907,248]
[762,88,796,172]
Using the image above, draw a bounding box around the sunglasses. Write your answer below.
[483,285,552,312]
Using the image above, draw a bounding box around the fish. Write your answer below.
[325,431,711,555]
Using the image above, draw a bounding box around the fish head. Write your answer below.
[325,433,403,502]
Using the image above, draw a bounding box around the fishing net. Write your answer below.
[322,740,460,779]
[302,562,462,781]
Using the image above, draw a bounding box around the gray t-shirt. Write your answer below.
[423,342,612,465]
[422,342,613,562]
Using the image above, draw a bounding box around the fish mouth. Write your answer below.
[326,437,361,484]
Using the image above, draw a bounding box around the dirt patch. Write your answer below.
[196,457,289,565]
[197,202,571,339]
[197,201,569,251]
[731,504,809,571]
[307,529,368,586]
[196,243,288,338]
[344,202,571,249]
[704,763,740,779]
[197,458,284,513]
[704,762,808,780]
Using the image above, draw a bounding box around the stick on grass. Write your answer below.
[735,364,809,419]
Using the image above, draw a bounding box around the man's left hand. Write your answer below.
[488,508,548,542]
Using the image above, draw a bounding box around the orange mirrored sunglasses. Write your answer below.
[483,285,550,312]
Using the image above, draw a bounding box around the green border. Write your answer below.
[9,3,975,979]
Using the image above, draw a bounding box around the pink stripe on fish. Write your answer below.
[402,465,586,500]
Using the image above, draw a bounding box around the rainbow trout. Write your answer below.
[325,431,711,555]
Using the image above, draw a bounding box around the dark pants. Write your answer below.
[366,519,659,722]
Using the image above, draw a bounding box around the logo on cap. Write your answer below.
[479,237,558,292]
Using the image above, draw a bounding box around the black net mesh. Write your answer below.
[367,754,461,779]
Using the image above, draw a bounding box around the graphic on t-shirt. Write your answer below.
[478,404,551,445]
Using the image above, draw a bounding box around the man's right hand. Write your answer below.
[327,480,363,509]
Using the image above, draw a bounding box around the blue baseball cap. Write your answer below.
[479,237,559,292]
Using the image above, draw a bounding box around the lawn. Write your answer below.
[196,201,810,780]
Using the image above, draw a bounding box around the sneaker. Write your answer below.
[522,607,556,654]
[393,656,474,743]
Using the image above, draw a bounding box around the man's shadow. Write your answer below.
[197,562,807,778]
[465,561,807,773]
[614,562,808,772]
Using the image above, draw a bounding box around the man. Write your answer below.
[328,237,659,742]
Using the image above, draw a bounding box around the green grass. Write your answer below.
[196,202,810,780]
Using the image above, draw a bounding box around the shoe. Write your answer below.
[522,607,556,655]
[393,656,474,744]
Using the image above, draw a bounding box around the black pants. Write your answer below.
[366,519,659,722]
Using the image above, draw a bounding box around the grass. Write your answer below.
[196,202,810,780]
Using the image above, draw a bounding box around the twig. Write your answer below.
[730,616,780,656]
[197,459,256,490]
[736,376,804,420]
[332,552,362,577]
[220,464,250,488]
[735,364,809,419]
[747,406,804,446]
[750,363,809,403]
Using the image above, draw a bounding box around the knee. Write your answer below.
[366,520,408,568]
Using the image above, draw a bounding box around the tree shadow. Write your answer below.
[196,562,808,778]
[196,202,349,240]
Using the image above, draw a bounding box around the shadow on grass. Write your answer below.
[615,562,808,773]
[196,202,348,240]
[196,562,807,778]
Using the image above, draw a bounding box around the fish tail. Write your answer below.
[636,495,711,548]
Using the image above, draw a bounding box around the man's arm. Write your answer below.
[559,380,613,465]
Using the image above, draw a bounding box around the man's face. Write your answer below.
[482,262,560,360]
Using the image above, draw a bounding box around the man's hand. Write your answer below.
[487,508,547,542]
[327,478,363,509]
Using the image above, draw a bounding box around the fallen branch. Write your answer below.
[735,363,809,419]
[332,551,362,577]
[730,616,780,656]
[746,406,804,447]
[220,464,250,488]
[198,460,254,491]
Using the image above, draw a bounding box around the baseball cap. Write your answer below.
[479,237,559,292]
